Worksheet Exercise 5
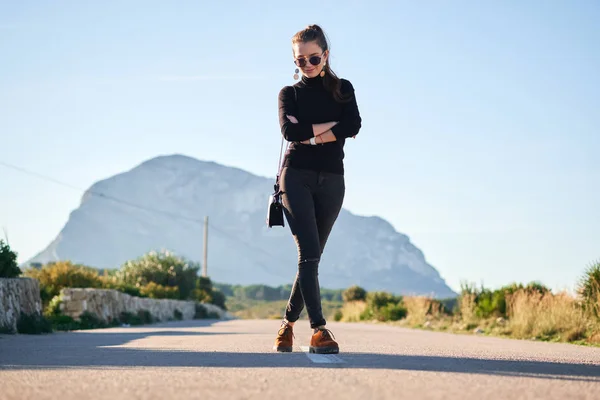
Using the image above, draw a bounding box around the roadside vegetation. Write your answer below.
[3,238,599,345]
[336,261,600,346]
[1,240,225,334]
[220,262,600,346]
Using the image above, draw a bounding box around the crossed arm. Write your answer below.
[278,81,361,146]
[286,115,339,145]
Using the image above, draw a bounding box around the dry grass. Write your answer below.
[339,301,367,322]
[507,290,592,342]
[403,296,444,326]
[340,289,600,345]
[458,293,478,326]
[228,283,600,345]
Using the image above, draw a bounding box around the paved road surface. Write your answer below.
[2,319,600,400]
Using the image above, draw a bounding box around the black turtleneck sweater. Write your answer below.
[277,74,362,175]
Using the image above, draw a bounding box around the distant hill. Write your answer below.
[26,154,457,298]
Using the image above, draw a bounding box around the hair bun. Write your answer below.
[308,24,323,33]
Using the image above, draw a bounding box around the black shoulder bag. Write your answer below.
[266,87,296,228]
[265,135,288,228]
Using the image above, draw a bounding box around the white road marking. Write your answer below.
[300,346,346,364]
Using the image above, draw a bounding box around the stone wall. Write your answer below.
[0,278,43,333]
[59,288,229,323]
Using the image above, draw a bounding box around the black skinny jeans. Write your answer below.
[280,166,345,329]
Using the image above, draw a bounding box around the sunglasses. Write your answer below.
[294,53,324,68]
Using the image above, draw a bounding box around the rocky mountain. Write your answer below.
[26,154,457,298]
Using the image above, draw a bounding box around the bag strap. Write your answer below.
[276,136,288,181]
[274,86,296,188]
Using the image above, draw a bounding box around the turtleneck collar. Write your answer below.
[300,74,323,87]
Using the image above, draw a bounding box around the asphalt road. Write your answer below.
[1,319,600,400]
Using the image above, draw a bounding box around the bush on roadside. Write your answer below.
[139,281,180,299]
[459,281,552,320]
[578,260,600,317]
[100,276,143,297]
[342,285,367,302]
[403,296,446,326]
[506,289,589,342]
[23,261,104,306]
[43,295,63,318]
[360,291,407,322]
[0,239,20,278]
[194,276,227,310]
[334,310,343,321]
[16,312,53,334]
[116,250,199,300]
[77,311,111,330]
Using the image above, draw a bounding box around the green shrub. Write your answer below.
[359,291,406,322]
[367,291,402,309]
[137,309,154,324]
[48,312,116,331]
[101,277,143,297]
[43,295,63,318]
[119,311,144,326]
[23,261,103,306]
[78,311,109,329]
[578,260,600,316]
[116,250,199,300]
[47,314,79,331]
[379,303,408,321]
[343,285,367,302]
[195,276,214,302]
[460,281,553,319]
[0,239,21,278]
[16,312,53,334]
[140,281,180,299]
[210,289,227,310]
[334,310,343,321]
[194,276,227,310]
[473,288,497,318]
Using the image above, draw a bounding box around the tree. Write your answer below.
[342,285,367,302]
[194,276,227,310]
[116,250,200,300]
[0,239,20,278]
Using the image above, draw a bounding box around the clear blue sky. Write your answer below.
[1,1,599,294]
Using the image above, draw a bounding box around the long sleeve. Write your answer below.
[330,80,362,140]
[278,86,315,142]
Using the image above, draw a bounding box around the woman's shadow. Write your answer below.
[1,321,598,383]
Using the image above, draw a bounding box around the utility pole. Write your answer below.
[202,216,208,277]
[2,226,8,245]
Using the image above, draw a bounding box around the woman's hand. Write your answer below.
[288,115,340,138]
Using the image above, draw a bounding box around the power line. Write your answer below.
[1,160,207,224]
[0,161,84,192]
[0,159,292,278]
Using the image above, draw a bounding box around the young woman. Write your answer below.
[273,24,362,354]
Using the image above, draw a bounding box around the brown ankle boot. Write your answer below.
[309,327,339,354]
[273,321,294,352]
